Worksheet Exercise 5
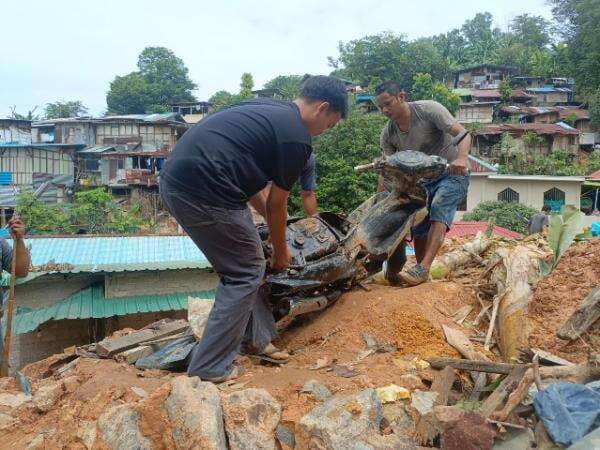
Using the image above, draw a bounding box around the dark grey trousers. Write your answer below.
[160,179,276,379]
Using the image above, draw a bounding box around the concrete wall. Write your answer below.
[104,269,218,299]
[16,273,100,309]
[466,175,582,211]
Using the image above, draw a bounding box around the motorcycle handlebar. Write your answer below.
[354,162,376,173]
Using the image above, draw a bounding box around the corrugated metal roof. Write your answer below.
[11,284,215,334]
[78,145,115,154]
[0,185,20,207]
[6,235,211,273]
[99,113,185,123]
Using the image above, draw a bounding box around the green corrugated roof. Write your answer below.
[11,284,215,334]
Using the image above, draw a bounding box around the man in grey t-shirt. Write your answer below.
[527,205,551,234]
[374,81,471,286]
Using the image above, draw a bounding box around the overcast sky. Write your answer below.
[1,0,553,117]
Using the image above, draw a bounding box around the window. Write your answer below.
[544,187,565,211]
[498,188,520,203]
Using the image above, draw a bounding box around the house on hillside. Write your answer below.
[0,119,83,218]
[170,101,212,124]
[556,107,598,148]
[471,123,580,159]
[525,87,572,106]
[448,64,519,90]
[466,173,584,212]
[456,102,496,124]
[499,106,560,124]
[5,235,217,371]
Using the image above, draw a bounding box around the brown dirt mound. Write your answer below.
[0,281,477,444]
[528,239,600,363]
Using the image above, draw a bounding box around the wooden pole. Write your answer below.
[1,236,18,377]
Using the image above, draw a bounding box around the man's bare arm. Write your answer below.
[266,185,291,271]
[301,190,318,217]
[249,187,268,218]
[447,122,471,176]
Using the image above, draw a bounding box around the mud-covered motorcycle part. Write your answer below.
[275,290,342,330]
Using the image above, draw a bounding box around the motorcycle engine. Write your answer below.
[285,217,340,267]
[385,150,447,179]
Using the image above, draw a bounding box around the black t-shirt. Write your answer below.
[162,99,312,209]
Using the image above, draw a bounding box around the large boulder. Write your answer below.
[97,404,152,450]
[33,381,64,412]
[188,297,214,339]
[165,376,227,450]
[296,388,384,449]
[221,388,281,450]
[0,392,31,408]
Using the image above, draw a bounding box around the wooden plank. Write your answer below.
[114,345,153,364]
[479,365,528,418]
[415,366,456,445]
[428,357,527,375]
[557,287,600,340]
[96,320,188,357]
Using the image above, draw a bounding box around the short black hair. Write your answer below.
[374,81,404,97]
[299,75,348,118]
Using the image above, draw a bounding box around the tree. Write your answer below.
[209,90,236,111]
[288,106,386,215]
[8,105,39,121]
[589,88,600,127]
[409,73,459,115]
[463,201,539,234]
[264,75,303,100]
[106,47,196,114]
[499,79,512,103]
[44,101,88,119]
[510,14,551,48]
[461,12,501,64]
[239,72,254,100]
[550,0,600,91]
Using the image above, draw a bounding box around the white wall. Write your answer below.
[467,174,583,211]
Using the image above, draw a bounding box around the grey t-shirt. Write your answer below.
[380,100,457,191]
[0,239,12,303]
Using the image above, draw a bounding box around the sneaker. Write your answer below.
[398,264,429,286]
[202,364,245,383]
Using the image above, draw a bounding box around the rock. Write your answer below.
[275,424,295,450]
[440,412,496,450]
[131,386,148,398]
[296,388,383,449]
[77,420,97,450]
[413,358,430,370]
[25,434,45,450]
[97,404,152,450]
[568,426,600,450]
[165,376,226,450]
[221,388,281,450]
[382,402,414,436]
[301,380,332,402]
[411,391,438,416]
[398,374,426,391]
[433,406,465,426]
[188,297,214,339]
[492,427,535,449]
[375,384,410,404]
[33,381,64,412]
[62,376,81,394]
[393,359,417,373]
[360,432,418,449]
[0,392,31,408]
[0,412,16,431]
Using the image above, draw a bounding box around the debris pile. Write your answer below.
[0,234,598,449]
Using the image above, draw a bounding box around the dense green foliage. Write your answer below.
[264,75,302,100]
[409,73,460,114]
[106,47,196,114]
[463,201,539,234]
[208,73,258,111]
[44,101,88,119]
[499,150,600,176]
[16,188,146,235]
[287,107,386,215]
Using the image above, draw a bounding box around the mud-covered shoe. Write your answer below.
[202,364,245,383]
[398,264,429,286]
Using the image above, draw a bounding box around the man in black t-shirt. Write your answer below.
[160,76,347,382]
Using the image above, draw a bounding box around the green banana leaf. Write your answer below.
[547,205,586,271]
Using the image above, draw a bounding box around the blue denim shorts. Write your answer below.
[412,174,470,238]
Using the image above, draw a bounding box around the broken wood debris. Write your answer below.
[427,358,529,375]
[557,287,600,341]
[95,319,188,357]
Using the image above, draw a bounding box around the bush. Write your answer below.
[16,188,147,235]
[463,201,539,234]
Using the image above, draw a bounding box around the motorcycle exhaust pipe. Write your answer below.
[275,291,341,331]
